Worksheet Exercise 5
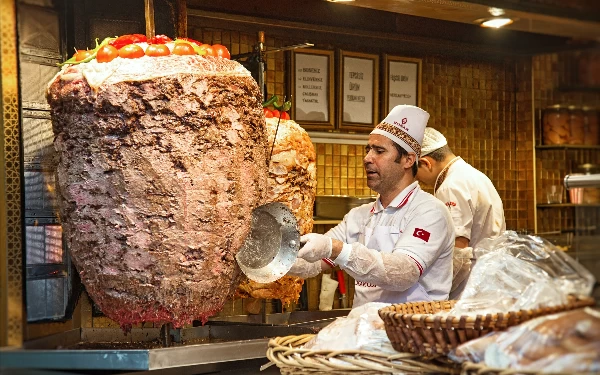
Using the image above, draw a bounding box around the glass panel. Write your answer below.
[45,278,67,319]
[25,226,45,265]
[19,0,71,324]
[20,60,59,110]
[26,279,47,321]
[24,171,58,216]
[17,4,60,55]
[22,116,54,168]
[45,225,63,263]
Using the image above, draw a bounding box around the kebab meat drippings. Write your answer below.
[46,35,267,329]
[236,103,317,307]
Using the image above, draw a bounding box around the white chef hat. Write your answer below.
[371,105,430,159]
[421,127,448,157]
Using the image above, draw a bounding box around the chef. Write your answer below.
[416,127,506,298]
[288,105,455,307]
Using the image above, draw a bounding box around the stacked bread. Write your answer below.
[451,308,600,372]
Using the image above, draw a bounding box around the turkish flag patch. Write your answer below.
[413,228,431,242]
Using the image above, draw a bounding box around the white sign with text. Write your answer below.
[387,60,418,112]
[294,53,330,122]
[342,56,374,124]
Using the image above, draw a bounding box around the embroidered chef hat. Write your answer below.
[421,127,448,157]
[371,105,430,159]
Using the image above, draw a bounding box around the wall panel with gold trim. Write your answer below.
[0,0,24,347]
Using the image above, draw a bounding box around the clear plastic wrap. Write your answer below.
[442,231,594,316]
[449,307,600,373]
[474,231,595,297]
[447,251,568,315]
[302,302,397,355]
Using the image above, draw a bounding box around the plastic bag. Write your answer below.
[441,231,594,316]
[303,302,397,355]
[446,251,567,316]
[318,273,338,311]
[449,307,600,373]
[475,231,595,297]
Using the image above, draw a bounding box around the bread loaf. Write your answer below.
[451,307,600,372]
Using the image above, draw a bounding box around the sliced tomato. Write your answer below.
[280,111,290,120]
[176,37,202,46]
[129,34,147,43]
[145,44,170,57]
[270,109,280,118]
[110,34,147,50]
[96,45,119,63]
[172,43,196,55]
[149,34,172,44]
[198,44,216,57]
[264,108,273,118]
[118,44,145,59]
[74,49,94,61]
[212,44,231,59]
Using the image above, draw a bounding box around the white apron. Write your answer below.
[352,223,432,308]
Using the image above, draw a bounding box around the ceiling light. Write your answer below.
[326,0,355,2]
[478,17,514,28]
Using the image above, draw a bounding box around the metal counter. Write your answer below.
[0,309,349,374]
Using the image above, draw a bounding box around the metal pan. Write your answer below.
[236,202,300,283]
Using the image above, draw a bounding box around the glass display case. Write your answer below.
[564,173,600,301]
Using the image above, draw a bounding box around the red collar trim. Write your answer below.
[370,182,419,214]
[396,187,416,208]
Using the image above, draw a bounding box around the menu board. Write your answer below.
[342,57,374,124]
[384,56,421,113]
[292,49,334,130]
[339,51,379,131]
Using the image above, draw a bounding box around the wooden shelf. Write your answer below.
[537,203,600,208]
[536,144,600,150]
[558,86,600,92]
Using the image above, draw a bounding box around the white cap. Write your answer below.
[421,127,448,157]
[370,105,430,159]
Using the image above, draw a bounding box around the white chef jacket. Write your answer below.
[325,181,455,308]
[435,157,506,249]
[435,158,506,299]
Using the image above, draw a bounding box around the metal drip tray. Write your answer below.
[208,309,350,326]
[0,310,350,373]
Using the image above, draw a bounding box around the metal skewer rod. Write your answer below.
[144,0,156,40]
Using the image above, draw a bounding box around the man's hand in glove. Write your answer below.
[298,233,333,262]
[287,258,322,279]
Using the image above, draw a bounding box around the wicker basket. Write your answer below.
[263,334,460,374]
[378,296,595,357]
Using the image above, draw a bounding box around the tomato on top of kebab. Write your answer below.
[262,95,291,120]
[61,34,231,65]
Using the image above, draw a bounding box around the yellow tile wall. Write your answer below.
[187,24,600,236]
[314,143,374,197]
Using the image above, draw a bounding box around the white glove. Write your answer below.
[298,233,332,262]
[287,258,322,279]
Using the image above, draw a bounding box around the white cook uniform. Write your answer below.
[435,157,506,298]
[325,181,455,308]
